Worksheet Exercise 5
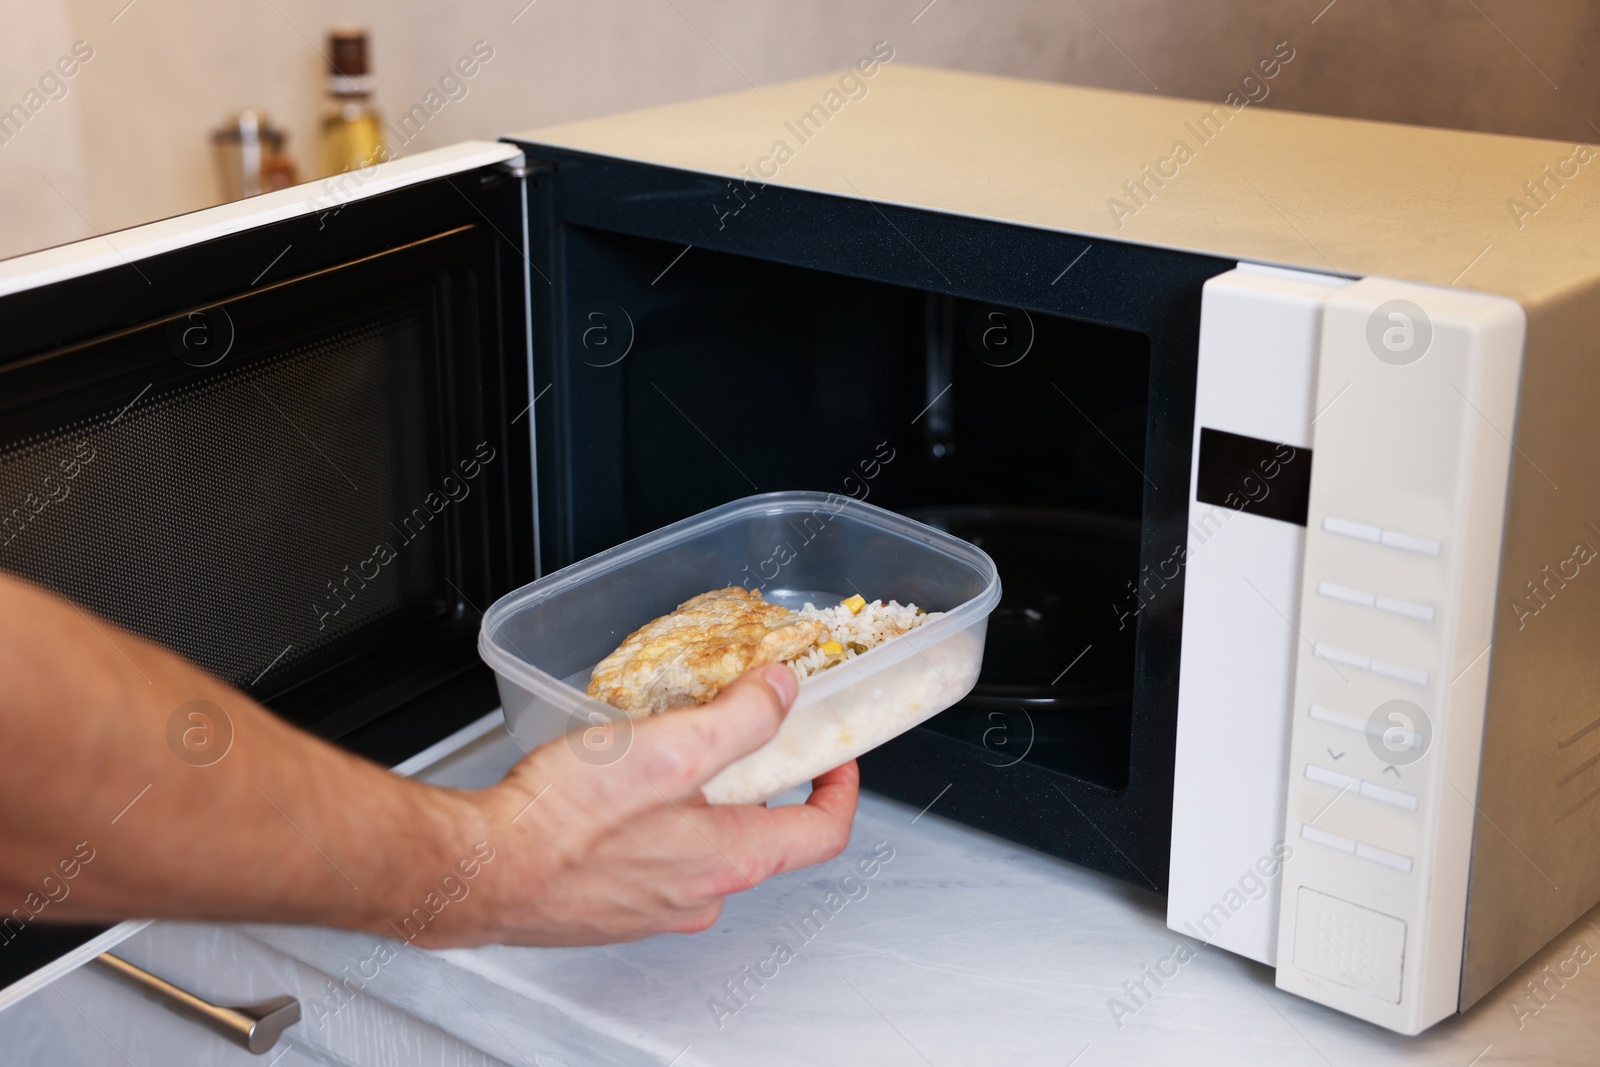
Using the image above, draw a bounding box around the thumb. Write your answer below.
[626,664,797,802]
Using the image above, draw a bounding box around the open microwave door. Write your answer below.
[0,141,538,1005]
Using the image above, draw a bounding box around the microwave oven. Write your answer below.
[1,64,1597,1036]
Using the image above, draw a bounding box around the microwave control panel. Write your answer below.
[1274,278,1526,1033]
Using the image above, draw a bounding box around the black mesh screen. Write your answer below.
[0,312,438,689]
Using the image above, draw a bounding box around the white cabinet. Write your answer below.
[0,718,524,1066]
[0,921,510,1065]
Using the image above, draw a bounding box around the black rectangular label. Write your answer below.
[1194,427,1311,526]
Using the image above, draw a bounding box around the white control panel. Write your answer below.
[1273,278,1526,1033]
[1169,264,1349,964]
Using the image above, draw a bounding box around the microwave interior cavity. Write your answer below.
[537,226,1153,793]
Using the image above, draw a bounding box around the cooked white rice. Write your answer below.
[784,598,941,681]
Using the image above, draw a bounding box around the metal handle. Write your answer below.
[93,951,301,1055]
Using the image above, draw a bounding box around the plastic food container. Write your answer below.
[478,491,1001,804]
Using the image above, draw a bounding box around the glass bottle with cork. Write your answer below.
[321,26,387,177]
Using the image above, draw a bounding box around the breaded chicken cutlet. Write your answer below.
[587,587,826,716]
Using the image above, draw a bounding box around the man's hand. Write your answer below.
[424,666,860,947]
[0,573,858,948]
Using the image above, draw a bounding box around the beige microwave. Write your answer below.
[1,63,1598,1035]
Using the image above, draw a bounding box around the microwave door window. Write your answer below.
[0,311,434,687]
[0,215,526,741]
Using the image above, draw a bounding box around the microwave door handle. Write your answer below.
[93,951,301,1055]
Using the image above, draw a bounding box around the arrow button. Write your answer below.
[1327,748,1345,760]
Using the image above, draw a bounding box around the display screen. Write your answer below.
[1194,427,1312,526]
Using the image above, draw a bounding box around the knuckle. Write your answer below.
[659,887,694,911]
[709,867,755,897]
[638,734,699,789]
[680,901,723,933]
[718,675,784,732]
[747,860,781,888]
[685,712,731,758]
[691,710,745,758]
[746,679,787,729]
[661,879,711,911]
[825,821,852,860]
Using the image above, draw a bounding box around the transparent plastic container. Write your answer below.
[478,491,1001,804]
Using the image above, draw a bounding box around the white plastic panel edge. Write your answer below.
[1168,264,1350,964]
[1273,278,1526,1033]
[0,140,522,298]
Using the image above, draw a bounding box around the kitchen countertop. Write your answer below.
[245,713,1600,1067]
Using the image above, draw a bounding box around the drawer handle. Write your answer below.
[93,952,301,1055]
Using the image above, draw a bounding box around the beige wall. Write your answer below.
[1,0,1594,261]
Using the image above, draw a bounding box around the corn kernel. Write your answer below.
[820,640,844,655]
[842,594,867,615]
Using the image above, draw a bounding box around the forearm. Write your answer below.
[0,574,485,935]
[0,574,861,951]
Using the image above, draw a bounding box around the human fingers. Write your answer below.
[746,758,859,877]
[619,665,797,801]
[802,758,860,820]
[493,663,794,826]
[666,759,860,896]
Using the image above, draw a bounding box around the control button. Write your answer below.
[1317,581,1436,623]
[1374,595,1435,622]
[1304,764,1360,792]
[1317,580,1375,608]
[1355,842,1414,872]
[1370,658,1429,686]
[1321,516,1442,557]
[1380,529,1442,557]
[1305,764,1421,811]
[1309,703,1367,733]
[1301,823,1357,854]
[1314,643,1370,671]
[1303,823,1414,871]
[1313,643,1428,686]
[1359,780,1419,811]
[1323,516,1381,543]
